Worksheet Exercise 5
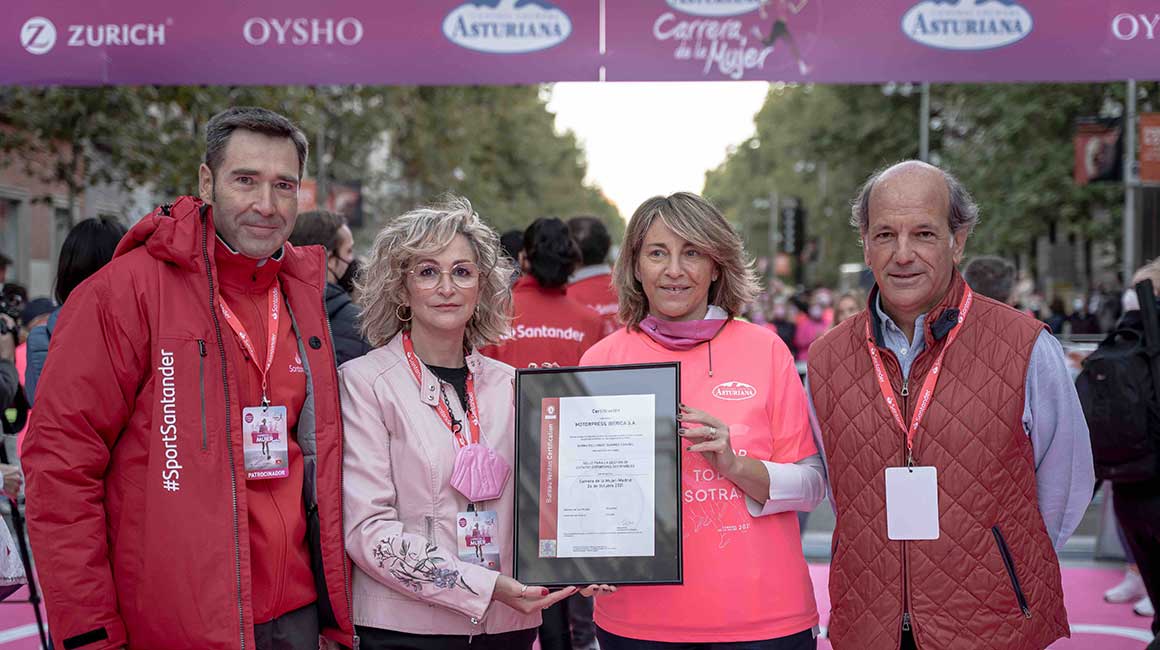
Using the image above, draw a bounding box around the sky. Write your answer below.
[546,81,771,221]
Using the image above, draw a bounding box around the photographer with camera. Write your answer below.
[0,313,23,498]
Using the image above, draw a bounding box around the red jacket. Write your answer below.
[808,274,1067,650]
[23,197,354,650]
[481,275,604,368]
[566,266,619,337]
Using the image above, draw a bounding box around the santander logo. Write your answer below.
[712,380,757,401]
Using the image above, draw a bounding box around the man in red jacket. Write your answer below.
[22,108,354,650]
[566,215,619,337]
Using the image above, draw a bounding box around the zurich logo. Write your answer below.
[21,17,56,55]
[665,0,763,17]
[902,0,1032,51]
[443,0,572,54]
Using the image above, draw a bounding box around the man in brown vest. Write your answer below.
[808,161,1094,650]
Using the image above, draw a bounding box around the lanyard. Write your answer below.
[220,283,282,407]
[402,331,481,449]
[865,287,974,466]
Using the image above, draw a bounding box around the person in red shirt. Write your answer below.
[567,216,619,337]
[482,218,603,369]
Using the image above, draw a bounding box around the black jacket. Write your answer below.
[326,282,372,366]
[0,359,16,409]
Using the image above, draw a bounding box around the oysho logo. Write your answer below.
[1112,14,1160,40]
[902,0,1032,51]
[243,17,364,46]
[443,0,572,54]
[712,381,757,401]
[21,17,56,55]
[665,0,762,17]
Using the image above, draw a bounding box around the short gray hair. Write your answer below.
[850,161,979,236]
[204,107,309,179]
[963,255,1015,303]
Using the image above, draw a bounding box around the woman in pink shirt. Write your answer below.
[581,193,825,650]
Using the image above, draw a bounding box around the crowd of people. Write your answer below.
[0,107,1154,650]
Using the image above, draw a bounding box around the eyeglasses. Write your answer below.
[408,262,481,290]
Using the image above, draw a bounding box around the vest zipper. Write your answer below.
[201,211,246,650]
[897,357,914,643]
[992,526,1033,619]
[198,339,208,450]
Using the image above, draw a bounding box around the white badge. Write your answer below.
[885,466,940,540]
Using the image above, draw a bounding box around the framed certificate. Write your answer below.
[513,362,682,587]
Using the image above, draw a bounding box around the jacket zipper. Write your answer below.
[201,211,246,650]
[198,339,208,450]
[320,262,357,650]
[992,526,1033,619]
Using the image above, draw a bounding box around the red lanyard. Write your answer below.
[220,284,282,406]
[865,287,973,466]
[402,331,481,449]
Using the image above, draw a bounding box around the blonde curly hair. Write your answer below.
[357,196,514,349]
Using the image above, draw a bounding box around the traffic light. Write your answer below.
[781,200,806,256]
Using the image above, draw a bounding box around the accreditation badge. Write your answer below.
[457,509,501,571]
[885,466,940,540]
[242,405,289,480]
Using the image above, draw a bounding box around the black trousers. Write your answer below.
[900,630,917,650]
[254,603,319,650]
[539,599,572,650]
[595,627,815,650]
[355,625,537,650]
[1113,480,1160,636]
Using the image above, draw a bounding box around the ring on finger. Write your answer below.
[708,426,717,439]
[520,585,529,599]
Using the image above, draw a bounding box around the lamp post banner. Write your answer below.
[3,0,1159,85]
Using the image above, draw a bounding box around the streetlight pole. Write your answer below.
[919,82,931,162]
[1123,79,1138,284]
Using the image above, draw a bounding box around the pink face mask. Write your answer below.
[451,443,511,503]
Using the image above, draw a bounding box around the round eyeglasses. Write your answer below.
[408,262,481,290]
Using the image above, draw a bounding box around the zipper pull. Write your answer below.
[901,611,912,632]
[197,339,207,357]
[901,381,909,397]
[1021,605,1032,619]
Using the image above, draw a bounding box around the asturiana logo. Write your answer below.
[712,381,757,401]
[443,0,572,54]
[665,0,762,17]
[902,0,1032,51]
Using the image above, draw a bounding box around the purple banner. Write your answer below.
[607,0,1160,83]
[2,0,599,85]
[2,1,1159,85]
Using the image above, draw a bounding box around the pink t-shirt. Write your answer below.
[580,319,819,643]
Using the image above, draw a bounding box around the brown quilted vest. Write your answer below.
[808,273,1068,650]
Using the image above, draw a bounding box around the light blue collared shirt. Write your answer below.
[807,297,1096,552]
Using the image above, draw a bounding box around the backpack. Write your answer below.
[1075,280,1160,482]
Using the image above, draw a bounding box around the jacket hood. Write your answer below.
[117,195,326,289]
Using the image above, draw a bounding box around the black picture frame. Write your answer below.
[513,362,683,587]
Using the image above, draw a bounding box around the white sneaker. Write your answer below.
[1135,595,1155,617]
[1105,571,1147,603]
